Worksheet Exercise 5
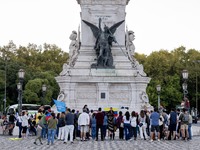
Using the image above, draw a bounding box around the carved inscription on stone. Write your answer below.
[77,0,129,5]
[77,92,96,99]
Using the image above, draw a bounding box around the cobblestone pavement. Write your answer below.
[0,135,200,150]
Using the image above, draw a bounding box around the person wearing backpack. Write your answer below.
[179,108,189,141]
[167,108,178,140]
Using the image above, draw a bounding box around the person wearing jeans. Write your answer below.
[47,113,58,145]
[138,110,148,140]
[17,113,23,138]
[64,108,75,144]
[123,111,131,140]
[188,114,192,140]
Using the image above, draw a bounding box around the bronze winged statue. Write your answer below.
[82,18,124,68]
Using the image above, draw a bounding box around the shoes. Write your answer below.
[150,139,153,142]
[157,139,160,142]
[63,142,67,144]
[40,143,43,145]
[33,142,37,145]
[47,143,49,145]
[71,142,74,144]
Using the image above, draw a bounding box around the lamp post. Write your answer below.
[182,69,189,109]
[3,54,9,114]
[156,84,161,109]
[193,60,200,116]
[42,84,47,105]
[17,82,22,114]
[17,69,25,114]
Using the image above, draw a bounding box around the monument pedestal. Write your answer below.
[56,68,150,112]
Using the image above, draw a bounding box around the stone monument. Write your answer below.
[55,0,152,112]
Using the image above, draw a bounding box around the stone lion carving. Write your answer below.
[68,30,80,67]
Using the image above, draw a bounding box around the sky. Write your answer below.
[0,0,200,55]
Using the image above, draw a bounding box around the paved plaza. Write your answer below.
[1,123,200,150]
[0,135,200,150]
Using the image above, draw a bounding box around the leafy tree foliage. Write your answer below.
[1,40,200,113]
[135,46,200,111]
[0,41,68,110]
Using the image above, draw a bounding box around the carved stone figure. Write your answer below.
[140,91,153,111]
[82,18,124,68]
[126,30,135,62]
[131,58,146,77]
[57,91,65,101]
[59,63,71,76]
[68,30,80,67]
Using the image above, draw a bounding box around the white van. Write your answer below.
[6,104,41,117]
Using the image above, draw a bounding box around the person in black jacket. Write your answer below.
[57,112,66,140]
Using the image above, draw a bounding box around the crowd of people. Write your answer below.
[0,105,194,146]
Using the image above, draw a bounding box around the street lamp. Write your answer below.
[156,84,161,109]
[42,84,47,105]
[3,54,9,114]
[17,69,25,114]
[182,69,189,109]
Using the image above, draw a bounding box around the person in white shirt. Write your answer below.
[21,111,29,138]
[78,109,90,141]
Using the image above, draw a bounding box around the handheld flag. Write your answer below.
[53,99,66,112]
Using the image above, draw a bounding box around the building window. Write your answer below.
[101,93,106,99]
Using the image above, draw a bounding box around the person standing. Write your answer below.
[34,116,45,145]
[102,112,108,139]
[95,107,104,141]
[64,108,75,144]
[47,113,58,145]
[188,113,193,140]
[167,108,177,140]
[116,111,124,140]
[130,111,137,140]
[107,107,115,140]
[138,110,148,140]
[41,110,48,139]
[21,111,29,138]
[123,111,131,140]
[8,113,16,135]
[150,108,160,142]
[57,112,66,141]
[17,112,23,138]
[179,108,189,141]
[159,112,164,140]
[90,113,96,140]
[78,109,90,141]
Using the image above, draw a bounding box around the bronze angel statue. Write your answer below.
[82,18,124,68]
